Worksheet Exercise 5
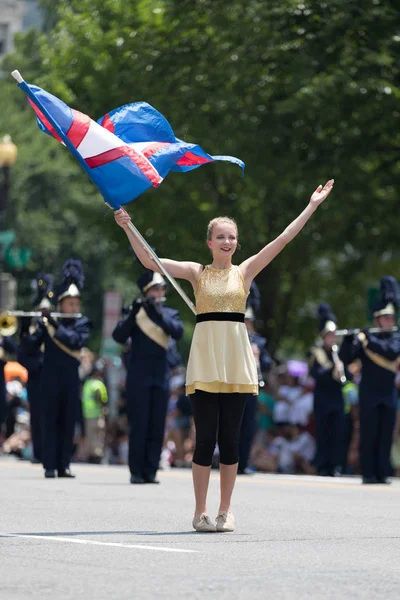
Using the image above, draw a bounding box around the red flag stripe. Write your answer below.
[85,146,162,187]
[100,113,115,133]
[67,110,91,148]
[28,99,63,143]
[176,151,211,166]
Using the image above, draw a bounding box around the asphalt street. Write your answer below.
[1,458,399,599]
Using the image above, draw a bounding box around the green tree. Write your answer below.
[3,0,400,355]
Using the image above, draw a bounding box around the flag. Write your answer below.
[18,82,244,209]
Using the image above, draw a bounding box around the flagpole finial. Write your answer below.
[11,70,24,83]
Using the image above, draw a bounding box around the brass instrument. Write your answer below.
[138,296,166,305]
[7,311,83,318]
[0,313,18,337]
[0,310,83,336]
[335,326,398,337]
[331,344,346,385]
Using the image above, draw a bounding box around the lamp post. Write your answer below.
[0,135,18,309]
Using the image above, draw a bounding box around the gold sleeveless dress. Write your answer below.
[185,265,258,395]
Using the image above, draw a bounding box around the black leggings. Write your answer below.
[191,390,248,466]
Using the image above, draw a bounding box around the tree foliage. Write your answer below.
[2,0,400,355]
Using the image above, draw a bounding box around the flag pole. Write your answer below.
[108,207,196,315]
[11,70,197,316]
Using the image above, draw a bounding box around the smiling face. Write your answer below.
[207,218,238,261]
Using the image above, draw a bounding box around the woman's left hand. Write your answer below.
[309,179,334,207]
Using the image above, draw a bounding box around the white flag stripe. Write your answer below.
[128,141,151,153]
[77,120,125,159]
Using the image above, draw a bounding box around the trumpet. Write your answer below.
[0,310,83,337]
[335,326,398,337]
[7,311,83,318]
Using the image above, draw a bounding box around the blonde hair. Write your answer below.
[206,216,239,241]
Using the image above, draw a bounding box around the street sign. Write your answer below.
[4,247,33,269]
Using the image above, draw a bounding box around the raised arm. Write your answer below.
[239,180,334,286]
[114,208,203,288]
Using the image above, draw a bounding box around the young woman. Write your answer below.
[114,178,334,532]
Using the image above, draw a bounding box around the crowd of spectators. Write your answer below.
[2,348,400,478]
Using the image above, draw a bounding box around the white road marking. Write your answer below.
[0,532,198,553]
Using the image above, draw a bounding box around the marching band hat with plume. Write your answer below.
[57,259,84,302]
[137,271,166,294]
[317,302,337,337]
[372,276,399,318]
[31,272,54,309]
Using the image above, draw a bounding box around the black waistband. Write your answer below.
[196,312,245,323]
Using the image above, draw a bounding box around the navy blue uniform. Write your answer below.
[340,332,400,481]
[239,332,271,473]
[18,331,43,462]
[0,336,17,430]
[25,317,90,472]
[113,301,183,480]
[310,345,349,475]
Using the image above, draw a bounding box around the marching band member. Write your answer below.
[238,294,271,475]
[112,271,183,484]
[18,273,54,463]
[309,303,349,477]
[24,260,91,478]
[339,276,400,484]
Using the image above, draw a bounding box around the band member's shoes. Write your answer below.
[58,469,76,478]
[362,477,378,484]
[144,476,160,484]
[377,478,391,485]
[317,469,329,476]
[130,475,145,484]
[216,510,235,532]
[44,469,56,478]
[237,467,254,475]
[192,514,216,532]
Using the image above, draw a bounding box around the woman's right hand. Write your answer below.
[114,208,131,228]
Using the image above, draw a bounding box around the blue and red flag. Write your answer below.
[17,82,244,209]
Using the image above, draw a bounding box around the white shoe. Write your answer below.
[216,510,235,532]
[192,513,216,532]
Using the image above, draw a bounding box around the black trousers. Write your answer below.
[238,393,257,471]
[341,412,354,474]
[41,369,79,471]
[127,381,169,479]
[314,407,345,474]
[359,402,396,480]
[191,390,247,466]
